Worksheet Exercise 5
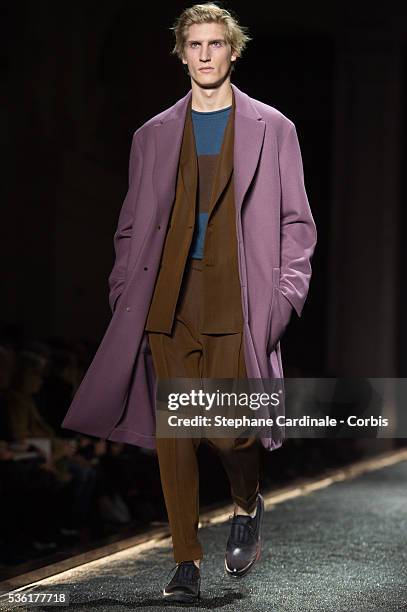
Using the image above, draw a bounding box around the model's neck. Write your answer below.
[190,81,233,113]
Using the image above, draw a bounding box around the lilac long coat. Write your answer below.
[61,82,317,452]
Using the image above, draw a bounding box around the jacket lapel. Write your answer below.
[206,88,234,220]
[179,98,198,211]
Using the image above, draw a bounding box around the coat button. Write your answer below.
[144,266,148,270]
[125,306,131,311]
[157,225,161,229]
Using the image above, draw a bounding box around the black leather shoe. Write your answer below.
[225,493,264,578]
[163,560,201,603]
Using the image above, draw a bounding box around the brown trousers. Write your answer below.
[147,258,260,563]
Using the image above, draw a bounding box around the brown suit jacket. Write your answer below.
[145,91,243,334]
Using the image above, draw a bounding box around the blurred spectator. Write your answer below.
[34,348,80,437]
[2,350,98,532]
[0,330,169,571]
[0,344,16,392]
[2,350,53,441]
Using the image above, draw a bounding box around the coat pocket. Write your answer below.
[268,293,294,355]
[265,267,281,353]
[110,279,126,314]
[272,266,280,289]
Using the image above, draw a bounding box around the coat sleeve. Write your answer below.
[277,122,317,318]
[108,130,144,313]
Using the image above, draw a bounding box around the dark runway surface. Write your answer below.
[2,458,406,611]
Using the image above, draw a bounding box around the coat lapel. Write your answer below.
[152,82,265,222]
[232,84,266,213]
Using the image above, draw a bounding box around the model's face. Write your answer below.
[182,22,237,88]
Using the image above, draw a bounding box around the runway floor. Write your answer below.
[1,454,406,611]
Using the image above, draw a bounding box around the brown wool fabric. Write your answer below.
[148,258,259,563]
[145,91,243,334]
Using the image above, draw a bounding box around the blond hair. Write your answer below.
[170,2,252,68]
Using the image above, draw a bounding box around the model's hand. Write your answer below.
[267,290,293,353]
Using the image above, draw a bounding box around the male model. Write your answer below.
[62,3,317,603]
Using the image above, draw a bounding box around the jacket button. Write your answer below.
[157,225,161,229]
[125,306,131,311]
[144,266,148,271]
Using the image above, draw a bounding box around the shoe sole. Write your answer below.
[163,588,201,602]
[225,493,264,578]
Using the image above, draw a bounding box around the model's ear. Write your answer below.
[231,47,239,63]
